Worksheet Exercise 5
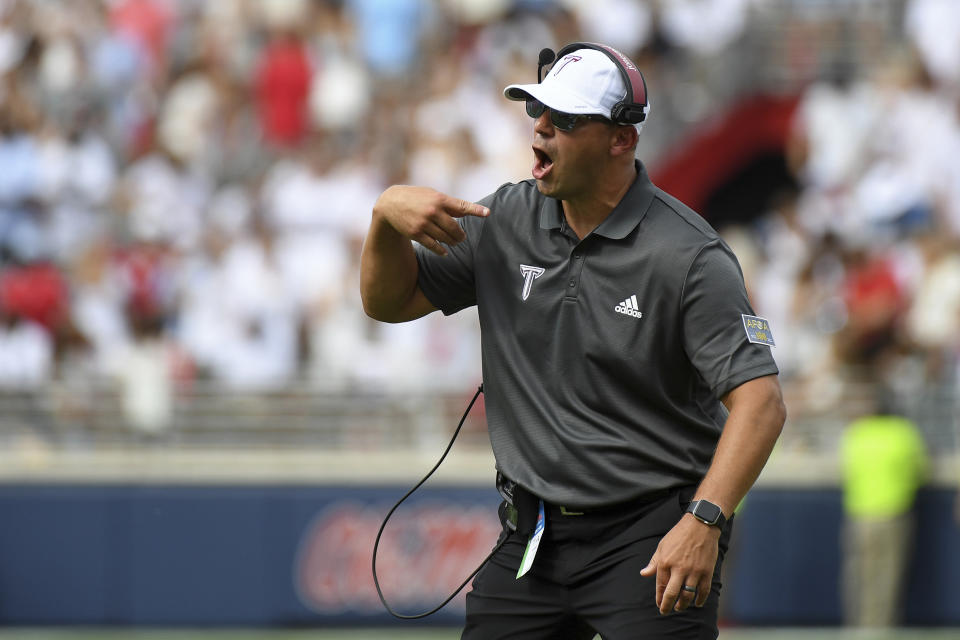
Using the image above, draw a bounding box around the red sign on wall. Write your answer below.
[295,500,502,615]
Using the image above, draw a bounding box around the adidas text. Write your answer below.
[615,294,643,319]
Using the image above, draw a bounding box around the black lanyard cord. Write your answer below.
[372,384,503,619]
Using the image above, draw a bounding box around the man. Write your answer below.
[361,43,786,639]
[841,396,927,627]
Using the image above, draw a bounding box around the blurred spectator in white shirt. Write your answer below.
[906,0,960,91]
[660,0,749,56]
[0,305,52,390]
[112,306,174,436]
[157,66,220,170]
[566,0,652,55]
[35,113,117,263]
[120,144,211,251]
[906,235,960,355]
[69,239,128,377]
[177,198,298,391]
[261,137,378,311]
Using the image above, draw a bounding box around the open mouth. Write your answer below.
[532,147,553,180]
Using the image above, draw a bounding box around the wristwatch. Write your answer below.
[685,500,727,528]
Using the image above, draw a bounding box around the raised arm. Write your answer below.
[360,185,489,323]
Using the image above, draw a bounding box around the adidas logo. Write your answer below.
[615,294,643,319]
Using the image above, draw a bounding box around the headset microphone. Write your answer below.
[537,48,556,82]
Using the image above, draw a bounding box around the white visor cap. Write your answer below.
[503,48,627,119]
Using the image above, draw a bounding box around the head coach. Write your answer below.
[360,42,786,639]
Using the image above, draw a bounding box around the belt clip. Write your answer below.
[504,503,519,531]
[559,505,585,516]
[496,471,516,504]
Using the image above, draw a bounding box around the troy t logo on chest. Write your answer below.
[519,264,545,301]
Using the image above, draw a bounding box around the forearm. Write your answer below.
[639,376,785,613]
[360,208,424,322]
[359,185,486,322]
[694,375,786,517]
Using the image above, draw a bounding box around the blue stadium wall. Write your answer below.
[0,484,956,627]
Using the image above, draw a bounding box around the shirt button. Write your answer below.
[573,253,581,259]
[568,279,576,287]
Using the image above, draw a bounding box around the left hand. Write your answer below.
[639,514,721,614]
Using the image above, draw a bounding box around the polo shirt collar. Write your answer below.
[538,161,657,240]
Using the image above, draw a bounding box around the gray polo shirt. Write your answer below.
[415,162,778,507]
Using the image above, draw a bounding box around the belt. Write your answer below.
[496,471,684,525]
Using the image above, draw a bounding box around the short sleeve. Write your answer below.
[414,193,494,316]
[680,239,779,397]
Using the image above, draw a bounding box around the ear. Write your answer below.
[610,125,638,157]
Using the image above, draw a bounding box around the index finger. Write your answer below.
[444,197,489,219]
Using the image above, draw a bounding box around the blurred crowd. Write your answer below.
[1,0,959,435]
[739,0,960,422]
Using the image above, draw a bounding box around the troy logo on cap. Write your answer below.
[553,55,582,76]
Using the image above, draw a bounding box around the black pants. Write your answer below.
[462,487,733,639]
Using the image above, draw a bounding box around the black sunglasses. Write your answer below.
[525,99,612,132]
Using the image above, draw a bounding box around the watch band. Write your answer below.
[685,499,727,528]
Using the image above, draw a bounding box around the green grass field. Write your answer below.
[0,629,957,640]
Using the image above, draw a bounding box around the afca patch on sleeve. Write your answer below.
[741,314,775,346]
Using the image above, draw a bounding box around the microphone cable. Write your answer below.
[372,384,508,619]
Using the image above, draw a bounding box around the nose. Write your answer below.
[534,109,554,136]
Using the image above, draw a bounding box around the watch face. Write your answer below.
[694,501,722,524]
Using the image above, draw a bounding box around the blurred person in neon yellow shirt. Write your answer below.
[840,397,928,627]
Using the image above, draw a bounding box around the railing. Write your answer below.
[1,377,955,451]
[0,377,955,485]
[0,381,492,451]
